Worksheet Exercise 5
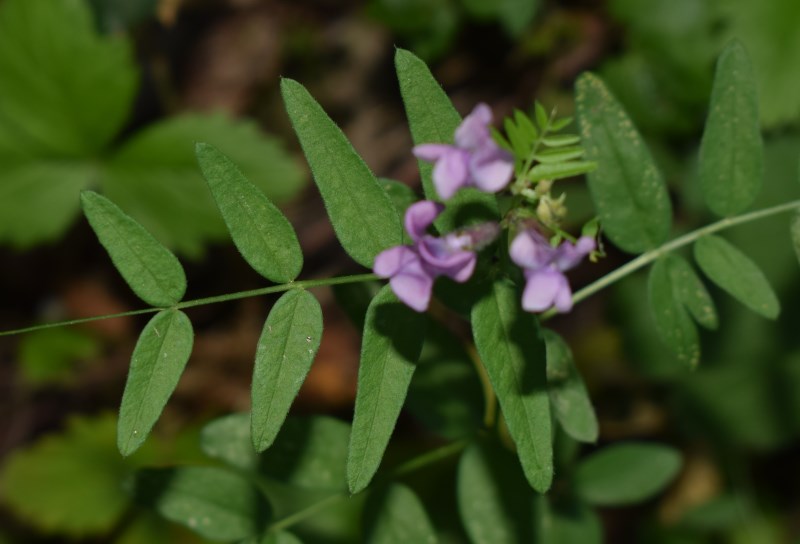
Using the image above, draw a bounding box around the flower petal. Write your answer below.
[554,236,595,271]
[417,236,476,282]
[413,143,454,162]
[510,229,555,270]
[433,149,470,200]
[404,201,443,242]
[521,268,567,312]
[373,245,418,278]
[455,103,492,149]
[470,145,514,193]
[390,268,434,312]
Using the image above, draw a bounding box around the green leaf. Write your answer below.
[698,40,763,217]
[394,48,498,231]
[81,191,186,307]
[241,531,304,544]
[541,134,581,147]
[200,413,257,471]
[550,117,574,132]
[260,416,350,490]
[281,78,401,268]
[574,442,682,506]
[497,0,540,37]
[380,178,419,219]
[0,414,137,537]
[515,110,539,141]
[196,143,302,283]
[533,146,585,164]
[539,498,602,544]
[18,327,100,385]
[694,235,780,319]
[102,113,304,258]
[406,318,484,439]
[133,466,270,541]
[527,161,597,182]
[251,289,323,451]
[576,72,672,253]
[347,285,425,494]
[471,280,553,492]
[535,102,549,130]
[648,256,701,367]
[791,212,800,267]
[0,0,136,157]
[363,484,437,544]
[457,441,536,544]
[118,310,194,456]
[542,330,598,443]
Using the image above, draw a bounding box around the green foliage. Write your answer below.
[699,40,763,217]
[281,78,402,268]
[363,484,437,543]
[118,310,194,456]
[792,212,800,266]
[648,255,717,367]
[347,286,425,493]
[81,191,187,307]
[543,330,598,443]
[694,235,780,319]
[576,72,672,253]
[471,281,552,492]
[196,143,303,283]
[457,441,536,543]
[0,0,302,254]
[539,499,602,544]
[251,290,323,452]
[200,413,258,472]
[574,442,683,506]
[133,466,270,541]
[18,327,100,385]
[394,48,499,231]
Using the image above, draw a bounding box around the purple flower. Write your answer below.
[510,229,595,313]
[374,201,485,312]
[413,103,514,200]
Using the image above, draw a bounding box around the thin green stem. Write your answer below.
[0,273,378,337]
[266,492,346,533]
[541,199,800,321]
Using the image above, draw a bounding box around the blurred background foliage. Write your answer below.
[0,0,799,542]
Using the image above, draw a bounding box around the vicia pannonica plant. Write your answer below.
[4,40,799,543]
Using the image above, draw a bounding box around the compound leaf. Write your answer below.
[363,484,437,544]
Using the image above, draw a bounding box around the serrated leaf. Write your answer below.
[533,146,585,164]
[347,286,425,494]
[281,78,401,268]
[694,235,780,319]
[791,212,800,267]
[363,484,437,544]
[471,281,553,492]
[527,161,597,182]
[133,466,270,541]
[260,416,350,490]
[574,442,682,506]
[118,310,194,456]
[251,289,323,451]
[102,113,303,258]
[699,40,763,217]
[81,191,186,307]
[394,48,498,231]
[576,72,672,253]
[542,330,598,443]
[196,143,302,283]
[200,413,257,471]
[457,441,536,544]
[542,134,581,147]
[648,257,701,366]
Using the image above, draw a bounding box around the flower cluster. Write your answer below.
[374,103,595,313]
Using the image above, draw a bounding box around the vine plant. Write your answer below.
[3,42,798,542]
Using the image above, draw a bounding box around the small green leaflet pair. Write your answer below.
[576,39,781,367]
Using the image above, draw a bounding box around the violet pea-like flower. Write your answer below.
[510,229,595,313]
[413,103,514,200]
[373,201,478,312]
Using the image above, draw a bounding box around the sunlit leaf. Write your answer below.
[471,280,553,492]
[347,286,425,494]
[118,310,194,456]
[251,290,323,451]
[542,330,598,443]
[394,48,498,231]
[281,78,401,268]
[694,235,779,319]
[196,143,302,283]
[81,191,186,307]
[457,441,536,543]
[363,484,437,544]
[576,72,672,253]
[574,442,682,506]
[260,416,350,491]
[133,466,270,541]
[698,40,763,216]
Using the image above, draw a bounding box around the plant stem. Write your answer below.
[0,273,378,337]
[541,199,800,321]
